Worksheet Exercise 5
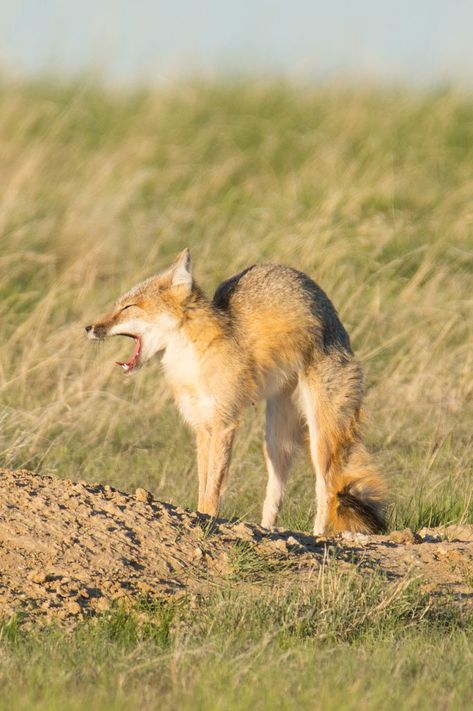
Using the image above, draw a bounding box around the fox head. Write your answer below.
[85,249,193,374]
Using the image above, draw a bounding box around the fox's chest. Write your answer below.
[161,333,216,426]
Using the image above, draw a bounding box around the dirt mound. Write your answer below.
[1,468,472,624]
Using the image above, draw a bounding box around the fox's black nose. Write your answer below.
[85,325,93,334]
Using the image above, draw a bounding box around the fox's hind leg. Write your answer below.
[299,354,385,536]
[261,391,302,529]
[298,376,331,535]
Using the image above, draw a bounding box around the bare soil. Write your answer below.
[1,468,472,624]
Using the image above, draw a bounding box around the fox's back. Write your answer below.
[212,265,352,369]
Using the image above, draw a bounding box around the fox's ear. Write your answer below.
[170,248,192,289]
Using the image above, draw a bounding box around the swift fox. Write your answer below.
[85,250,386,535]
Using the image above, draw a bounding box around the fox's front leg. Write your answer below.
[196,426,211,511]
[202,421,236,517]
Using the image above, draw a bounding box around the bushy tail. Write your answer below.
[327,443,387,534]
[308,352,387,535]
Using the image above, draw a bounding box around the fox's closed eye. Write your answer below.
[121,304,136,311]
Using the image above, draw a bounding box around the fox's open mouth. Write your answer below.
[115,335,142,373]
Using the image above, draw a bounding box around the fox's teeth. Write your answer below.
[122,364,130,371]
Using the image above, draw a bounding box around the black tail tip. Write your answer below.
[337,484,387,534]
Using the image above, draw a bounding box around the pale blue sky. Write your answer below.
[1,1,472,85]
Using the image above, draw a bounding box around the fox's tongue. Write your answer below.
[115,336,141,373]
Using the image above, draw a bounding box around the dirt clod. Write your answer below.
[67,601,82,616]
[30,571,49,585]
[135,487,152,503]
[389,528,422,545]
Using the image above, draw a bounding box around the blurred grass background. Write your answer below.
[0,79,472,530]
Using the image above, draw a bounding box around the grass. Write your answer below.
[0,77,472,708]
[1,569,472,710]
[227,540,294,579]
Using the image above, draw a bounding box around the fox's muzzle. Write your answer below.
[85,324,108,340]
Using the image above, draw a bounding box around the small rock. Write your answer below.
[30,570,54,584]
[193,547,204,560]
[272,539,289,554]
[135,487,152,503]
[30,571,47,584]
[67,600,82,616]
[389,529,421,545]
[286,536,308,552]
[231,522,253,539]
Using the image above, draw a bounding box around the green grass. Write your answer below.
[0,571,472,710]
[0,78,473,708]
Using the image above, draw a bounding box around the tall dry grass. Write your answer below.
[0,79,472,529]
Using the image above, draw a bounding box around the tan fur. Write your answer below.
[85,250,387,534]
